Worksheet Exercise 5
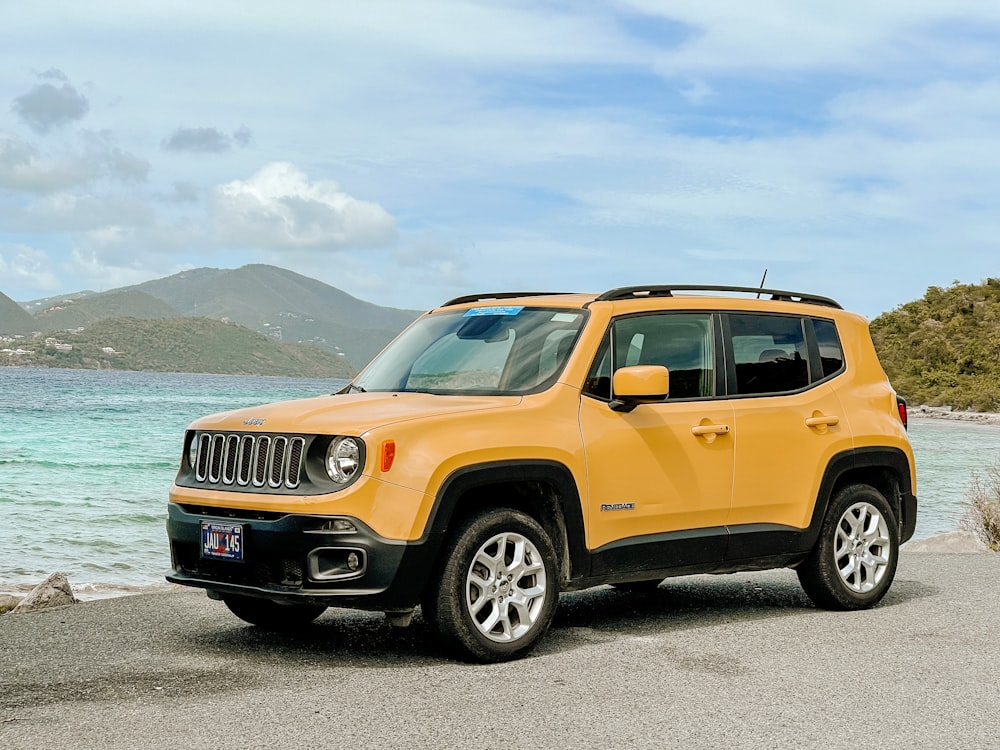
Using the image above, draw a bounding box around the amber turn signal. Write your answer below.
[380,440,396,472]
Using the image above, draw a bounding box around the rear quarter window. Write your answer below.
[813,318,845,378]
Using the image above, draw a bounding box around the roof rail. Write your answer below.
[595,285,842,309]
[440,291,574,307]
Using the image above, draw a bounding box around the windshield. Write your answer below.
[353,306,587,395]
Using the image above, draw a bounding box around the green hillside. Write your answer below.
[124,264,421,368]
[20,289,97,315]
[33,290,179,329]
[871,279,1000,411]
[2,317,354,378]
[0,291,36,335]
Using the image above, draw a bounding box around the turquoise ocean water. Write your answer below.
[0,368,348,596]
[1,367,997,597]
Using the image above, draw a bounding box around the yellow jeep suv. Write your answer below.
[167,285,916,662]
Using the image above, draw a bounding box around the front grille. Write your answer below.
[193,432,305,489]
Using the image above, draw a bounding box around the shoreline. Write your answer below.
[910,404,1000,426]
[3,530,991,604]
[0,580,175,602]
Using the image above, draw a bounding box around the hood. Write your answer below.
[187,391,521,435]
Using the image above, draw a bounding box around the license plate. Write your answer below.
[201,521,244,561]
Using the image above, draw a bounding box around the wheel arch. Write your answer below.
[427,460,588,585]
[807,447,917,548]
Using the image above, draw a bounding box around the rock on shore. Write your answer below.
[905,530,991,553]
[912,405,1000,426]
[8,572,79,614]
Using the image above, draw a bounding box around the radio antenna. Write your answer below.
[756,268,768,298]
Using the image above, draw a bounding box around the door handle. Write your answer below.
[805,415,840,428]
[691,424,731,437]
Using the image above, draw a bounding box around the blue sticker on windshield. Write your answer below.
[464,306,524,317]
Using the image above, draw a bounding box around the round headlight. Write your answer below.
[326,437,362,484]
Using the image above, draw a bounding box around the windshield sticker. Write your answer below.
[464,305,525,317]
[551,312,580,323]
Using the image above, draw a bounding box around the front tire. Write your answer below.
[222,594,327,630]
[426,508,559,663]
[797,484,899,610]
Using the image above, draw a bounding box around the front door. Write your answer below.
[579,312,734,574]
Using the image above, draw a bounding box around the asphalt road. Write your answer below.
[2,550,998,750]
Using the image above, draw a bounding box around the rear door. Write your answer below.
[724,313,854,547]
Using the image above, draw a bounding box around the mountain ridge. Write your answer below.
[1,316,354,378]
[121,264,421,367]
[0,291,35,335]
[5,264,422,370]
[32,290,179,329]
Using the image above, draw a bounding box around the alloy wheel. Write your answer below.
[465,531,548,643]
[834,501,892,594]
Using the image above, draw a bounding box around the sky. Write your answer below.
[2,1,999,319]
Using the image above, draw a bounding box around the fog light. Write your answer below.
[325,519,357,533]
[307,548,367,580]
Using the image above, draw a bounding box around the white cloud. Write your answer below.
[2,1,1000,316]
[23,192,155,232]
[0,244,60,293]
[0,131,149,193]
[630,1,1000,74]
[9,2,650,67]
[828,80,1000,139]
[212,162,397,251]
[0,132,97,192]
[392,233,469,287]
[65,248,158,290]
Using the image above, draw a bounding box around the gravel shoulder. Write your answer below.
[2,550,998,750]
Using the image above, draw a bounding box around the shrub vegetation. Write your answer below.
[961,461,1000,551]
[870,278,1000,411]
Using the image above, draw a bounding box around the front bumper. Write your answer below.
[166,502,440,611]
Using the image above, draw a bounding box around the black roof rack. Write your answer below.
[441,291,574,307]
[595,285,842,309]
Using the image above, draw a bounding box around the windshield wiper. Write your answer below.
[336,383,367,395]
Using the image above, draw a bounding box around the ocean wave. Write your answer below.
[0,458,178,470]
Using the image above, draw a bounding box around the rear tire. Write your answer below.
[222,594,326,629]
[426,508,559,663]
[797,484,899,610]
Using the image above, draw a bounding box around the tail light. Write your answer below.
[896,395,908,430]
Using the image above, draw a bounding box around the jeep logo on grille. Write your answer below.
[243,417,266,426]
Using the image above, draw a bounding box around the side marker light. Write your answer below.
[380,440,396,472]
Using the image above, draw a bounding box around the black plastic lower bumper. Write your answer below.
[901,491,918,544]
[165,503,441,611]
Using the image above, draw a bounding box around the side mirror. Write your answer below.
[609,365,669,413]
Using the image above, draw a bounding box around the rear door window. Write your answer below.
[728,314,809,395]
